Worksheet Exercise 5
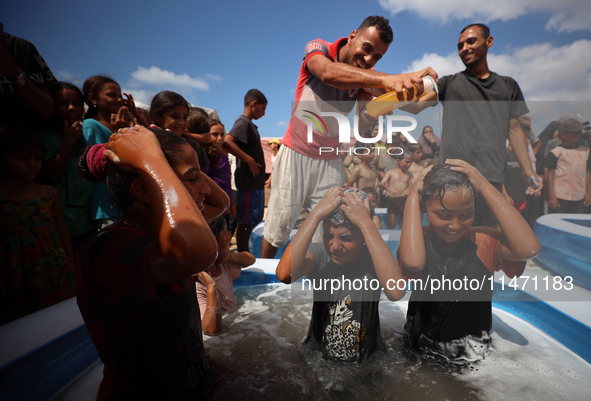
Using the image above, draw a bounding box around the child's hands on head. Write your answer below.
[104,126,164,172]
[445,159,487,193]
[339,191,372,228]
[313,186,344,220]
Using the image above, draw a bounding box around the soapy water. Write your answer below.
[205,283,591,401]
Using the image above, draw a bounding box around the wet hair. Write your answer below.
[460,23,490,39]
[186,107,210,134]
[78,128,192,212]
[322,188,370,233]
[244,89,267,107]
[150,91,190,124]
[82,75,119,119]
[419,164,474,211]
[0,130,45,161]
[358,16,393,44]
[208,215,226,239]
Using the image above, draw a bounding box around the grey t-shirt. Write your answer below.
[438,70,529,183]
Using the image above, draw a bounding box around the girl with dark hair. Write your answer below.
[0,132,75,323]
[398,160,540,361]
[76,126,229,400]
[150,91,211,170]
[37,82,95,251]
[82,75,145,228]
[149,90,191,136]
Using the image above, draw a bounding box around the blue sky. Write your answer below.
[4,0,591,137]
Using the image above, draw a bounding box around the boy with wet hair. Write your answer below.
[276,188,405,362]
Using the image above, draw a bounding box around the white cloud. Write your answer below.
[205,73,222,82]
[277,120,288,126]
[404,40,591,101]
[130,66,209,90]
[379,0,591,32]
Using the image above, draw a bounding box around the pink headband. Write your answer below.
[86,143,108,183]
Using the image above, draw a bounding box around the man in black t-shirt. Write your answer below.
[408,23,541,227]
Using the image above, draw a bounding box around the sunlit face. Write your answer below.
[426,187,475,246]
[158,105,189,136]
[54,88,84,125]
[323,224,363,266]
[457,26,491,68]
[1,149,43,182]
[94,82,123,115]
[344,26,389,70]
[170,144,211,212]
[210,124,225,150]
[398,156,412,172]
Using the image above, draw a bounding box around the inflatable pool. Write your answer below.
[533,213,591,291]
[1,257,589,400]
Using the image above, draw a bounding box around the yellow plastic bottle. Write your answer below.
[366,76,435,117]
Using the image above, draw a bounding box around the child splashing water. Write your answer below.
[0,132,75,323]
[276,188,405,363]
[398,160,540,361]
[76,126,229,399]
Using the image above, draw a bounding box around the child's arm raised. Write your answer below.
[276,186,344,284]
[104,126,218,283]
[340,192,406,301]
[398,166,432,272]
[447,159,540,261]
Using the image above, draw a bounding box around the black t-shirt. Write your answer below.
[228,115,266,190]
[305,244,384,363]
[438,70,529,184]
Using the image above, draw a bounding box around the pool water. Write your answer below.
[204,284,591,401]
